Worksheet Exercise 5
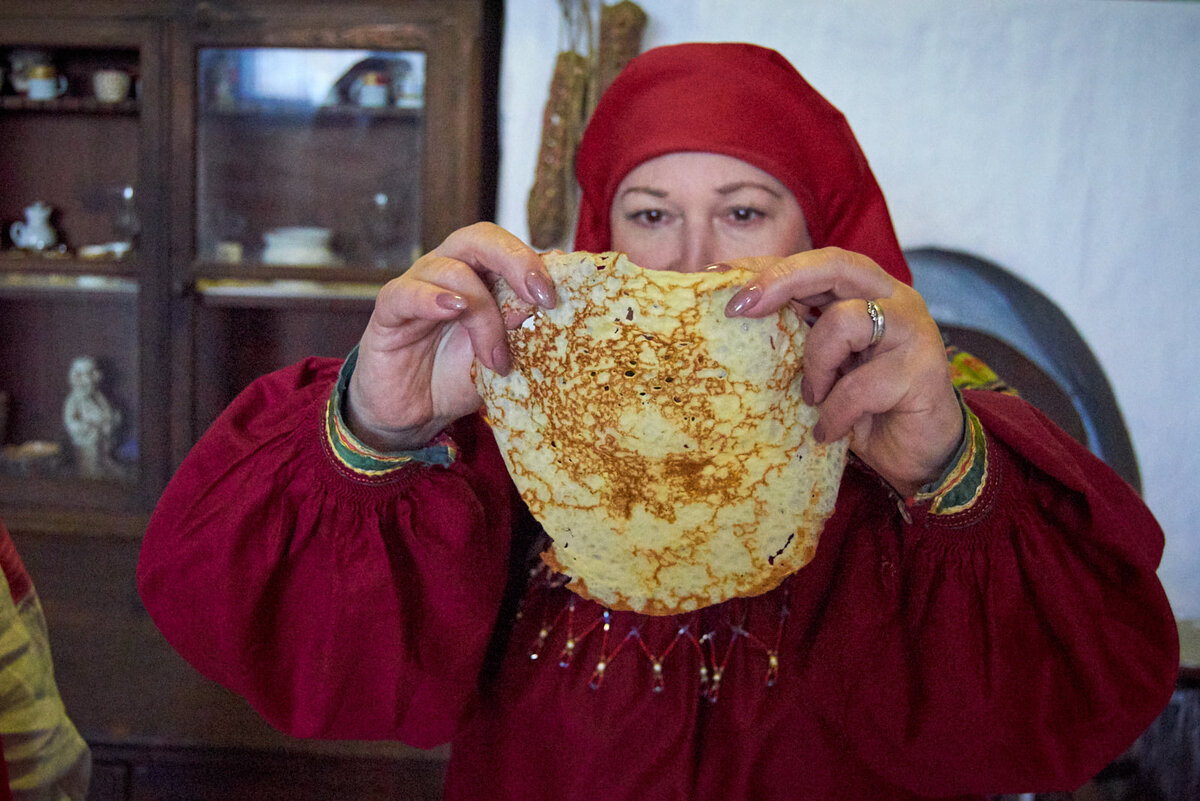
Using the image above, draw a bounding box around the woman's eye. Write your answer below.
[628,209,669,226]
[728,206,765,223]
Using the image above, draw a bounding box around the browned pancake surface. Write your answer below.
[477,251,846,615]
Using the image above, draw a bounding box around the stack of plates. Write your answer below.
[262,226,341,266]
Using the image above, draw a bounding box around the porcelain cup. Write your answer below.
[353,72,389,108]
[93,70,131,103]
[27,65,67,100]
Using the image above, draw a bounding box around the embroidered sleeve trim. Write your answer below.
[326,346,457,476]
[911,393,987,516]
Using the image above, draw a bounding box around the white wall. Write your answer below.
[497,0,1200,618]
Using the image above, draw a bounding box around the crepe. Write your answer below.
[476,251,846,615]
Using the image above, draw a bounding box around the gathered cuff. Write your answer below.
[911,391,988,516]
[324,346,457,477]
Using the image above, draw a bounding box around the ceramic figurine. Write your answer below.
[62,356,123,479]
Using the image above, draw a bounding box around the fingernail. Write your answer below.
[526,271,557,308]
[705,262,732,273]
[813,421,827,443]
[436,292,467,311]
[725,284,762,316]
[492,343,512,375]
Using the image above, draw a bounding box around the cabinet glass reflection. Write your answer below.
[196,48,425,270]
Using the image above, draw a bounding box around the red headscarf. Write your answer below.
[573,42,911,284]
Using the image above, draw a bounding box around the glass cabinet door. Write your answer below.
[171,2,494,461]
[185,46,432,442]
[195,47,426,272]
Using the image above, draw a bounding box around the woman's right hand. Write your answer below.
[346,223,557,451]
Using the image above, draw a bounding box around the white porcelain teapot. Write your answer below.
[10,201,58,250]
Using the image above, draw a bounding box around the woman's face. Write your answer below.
[609,152,812,273]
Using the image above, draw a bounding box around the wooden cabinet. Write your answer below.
[0,1,498,797]
[0,0,499,534]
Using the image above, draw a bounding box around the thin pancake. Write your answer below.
[477,251,846,615]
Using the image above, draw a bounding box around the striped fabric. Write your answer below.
[325,347,457,478]
[913,400,988,515]
[0,519,91,800]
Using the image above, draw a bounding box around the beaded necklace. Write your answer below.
[515,563,791,701]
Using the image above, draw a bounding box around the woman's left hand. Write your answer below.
[723,247,964,498]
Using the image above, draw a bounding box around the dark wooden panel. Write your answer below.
[94,745,446,801]
[8,529,449,801]
[87,758,131,801]
[190,302,372,433]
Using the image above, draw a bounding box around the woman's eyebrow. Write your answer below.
[618,186,669,199]
[717,181,784,197]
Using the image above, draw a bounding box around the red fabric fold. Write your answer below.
[138,363,1178,799]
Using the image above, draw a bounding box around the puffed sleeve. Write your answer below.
[802,389,1178,796]
[137,357,528,748]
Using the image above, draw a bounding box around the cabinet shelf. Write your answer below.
[0,277,137,301]
[194,277,381,308]
[201,101,422,121]
[0,470,135,500]
[0,256,139,281]
[0,95,138,114]
[192,260,399,282]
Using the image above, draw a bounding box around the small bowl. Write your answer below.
[264,226,332,249]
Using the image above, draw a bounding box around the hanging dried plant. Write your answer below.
[526,0,647,250]
[527,48,590,249]
[597,1,648,97]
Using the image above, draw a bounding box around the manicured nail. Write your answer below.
[492,343,512,375]
[725,284,762,316]
[526,271,557,308]
[436,292,467,311]
[813,421,827,443]
[704,262,732,273]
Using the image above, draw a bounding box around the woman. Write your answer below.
[138,43,1177,799]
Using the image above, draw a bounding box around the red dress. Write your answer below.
[137,357,1178,800]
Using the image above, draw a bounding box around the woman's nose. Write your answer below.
[677,222,718,273]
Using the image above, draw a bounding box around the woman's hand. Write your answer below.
[724,247,963,497]
[346,223,557,451]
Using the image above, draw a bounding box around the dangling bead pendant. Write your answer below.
[520,565,794,700]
